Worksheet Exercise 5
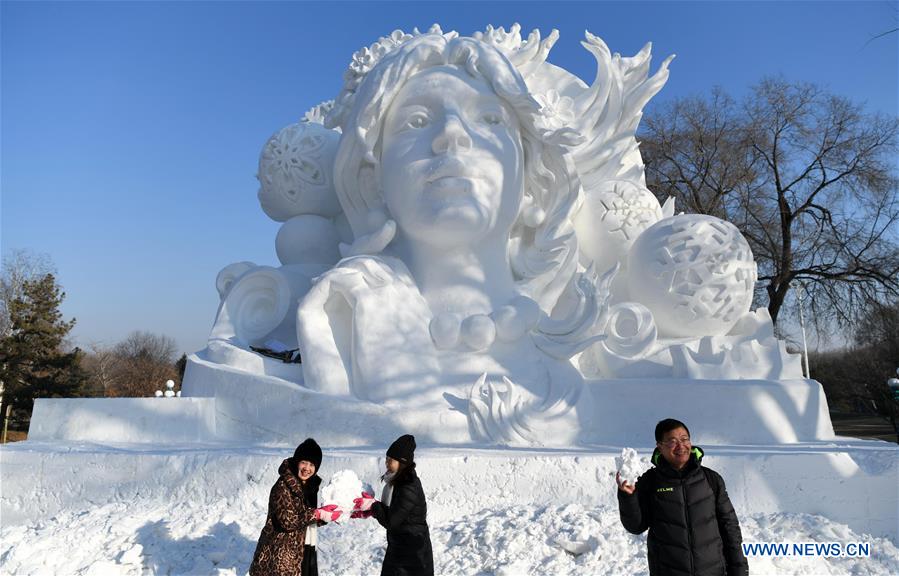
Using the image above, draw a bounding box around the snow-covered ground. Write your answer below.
[2,495,898,575]
[2,441,897,575]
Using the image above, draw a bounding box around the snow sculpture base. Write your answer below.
[581,378,834,445]
[27,397,217,444]
[180,354,834,446]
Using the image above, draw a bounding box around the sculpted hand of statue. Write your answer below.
[297,255,439,402]
[338,215,396,258]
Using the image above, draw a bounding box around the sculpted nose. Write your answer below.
[432,115,472,154]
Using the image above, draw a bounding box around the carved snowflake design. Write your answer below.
[535,89,575,130]
[261,125,327,191]
[597,183,662,240]
[650,218,756,323]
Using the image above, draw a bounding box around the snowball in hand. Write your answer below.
[616,447,644,486]
[320,470,372,511]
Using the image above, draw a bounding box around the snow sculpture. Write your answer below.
[190,24,807,446]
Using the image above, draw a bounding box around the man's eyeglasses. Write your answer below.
[660,437,691,448]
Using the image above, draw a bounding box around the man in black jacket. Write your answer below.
[617,418,749,576]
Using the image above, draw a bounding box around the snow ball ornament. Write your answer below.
[573,180,663,275]
[461,314,496,351]
[275,214,341,267]
[430,312,462,349]
[257,121,342,221]
[627,214,757,338]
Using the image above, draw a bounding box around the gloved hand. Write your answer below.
[352,492,376,512]
[313,504,343,523]
[350,509,373,519]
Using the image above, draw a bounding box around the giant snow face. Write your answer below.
[379,67,524,247]
[627,214,757,338]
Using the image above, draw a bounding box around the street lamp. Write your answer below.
[888,369,899,401]
[795,281,811,379]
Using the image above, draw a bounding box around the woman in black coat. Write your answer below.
[353,434,434,576]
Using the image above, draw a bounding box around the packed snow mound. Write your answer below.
[615,446,646,485]
[2,498,898,575]
[319,469,373,512]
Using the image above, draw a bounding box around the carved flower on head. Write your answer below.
[535,89,575,130]
[350,46,375,75]
[349,30,414,78]
[303,101,334,125]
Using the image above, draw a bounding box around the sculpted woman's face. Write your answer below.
[379,66,524,246]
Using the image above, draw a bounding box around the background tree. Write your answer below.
[79,343,120,397]
[1,249,55,338]
[811,298,899,426]
[175,353,188,383]
[0,273,87,429]
[642,77,899,328]
[101,331,179,397]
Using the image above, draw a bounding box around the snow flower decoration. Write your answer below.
[302,101,334,126]
[536,89,576,130]
[473,23,527,52]
[325,24,560,133]
[349,29,416,76]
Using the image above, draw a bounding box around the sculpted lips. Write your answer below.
[424,156,483,186]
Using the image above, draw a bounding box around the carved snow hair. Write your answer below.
[331,30,583,311]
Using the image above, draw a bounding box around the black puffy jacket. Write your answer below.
[618,446,748,576]
[372,467,434,576]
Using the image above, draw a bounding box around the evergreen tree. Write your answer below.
[0,273,86,429]
[175,353,188,383]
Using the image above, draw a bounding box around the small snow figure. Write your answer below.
[615,447,644,487]
[157,380,178,398]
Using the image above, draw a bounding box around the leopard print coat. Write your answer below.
[250,459,319,576]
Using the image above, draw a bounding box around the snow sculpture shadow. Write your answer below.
[135,519,255,575]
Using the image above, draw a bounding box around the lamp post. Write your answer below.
[795,281,811,379]
[888,368,899,444]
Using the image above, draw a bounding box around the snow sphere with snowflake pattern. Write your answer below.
[627,214,757,338]
[573,179,663,274]
[256,121,342,221]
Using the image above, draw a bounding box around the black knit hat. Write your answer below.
[386,434,416,464]
[293,438,322,470]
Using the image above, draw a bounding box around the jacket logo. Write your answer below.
[657,487,674,492]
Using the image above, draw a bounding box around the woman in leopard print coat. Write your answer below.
[250,439,325,576]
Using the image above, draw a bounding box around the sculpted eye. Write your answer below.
[407,112,430,129]
[481,112,503,126]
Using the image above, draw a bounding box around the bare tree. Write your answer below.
[79,343,120,397]
[105,331,179,397]
[642,77,899,327]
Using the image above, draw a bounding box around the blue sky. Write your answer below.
[2,1,897,356]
